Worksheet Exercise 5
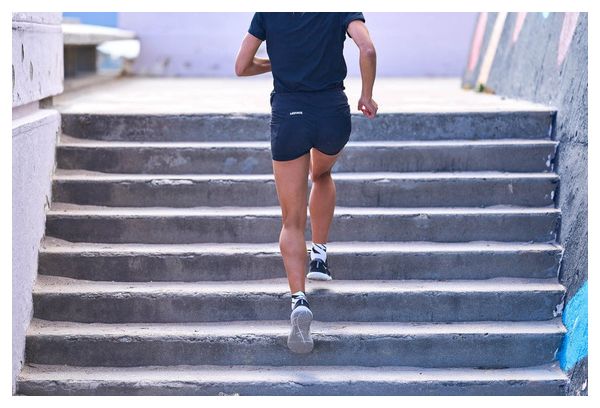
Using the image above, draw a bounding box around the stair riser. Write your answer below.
[16,379,567,396]
[25,333,563,368]
[45,213,559,244]
[52,178,557,208]
[55,144,556,173]
[32,291,564,322]
[38,249,561,281]
[61,112,554,142]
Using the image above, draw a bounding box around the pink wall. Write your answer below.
[119,12,477,77]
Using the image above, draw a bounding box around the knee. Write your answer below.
[310,168,332,183]
[281,211,307,230]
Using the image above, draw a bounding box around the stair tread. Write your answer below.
[47,203,561,216]
[58,135,559,148]
[40,237,563,254]
[19,362,567,382]
[28,317,566,336]
[53,169,559,181]
[33,275,565,294]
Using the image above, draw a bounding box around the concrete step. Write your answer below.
[24,318,565,368]
[52,170,558,208]
[45,205,560,244]
[32,276,565,323]
[56,137,558,174]
[60,111,554,142]
[38,238,563,281]
[17,363,568,396]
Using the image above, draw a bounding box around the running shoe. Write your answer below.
[287,298,314,353]
[307,258,333,281]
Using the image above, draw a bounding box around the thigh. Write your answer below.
[272,153,311,220]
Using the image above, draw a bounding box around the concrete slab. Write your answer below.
[62,23,136,45]
[17,363,568,396]
[54,77,552,115]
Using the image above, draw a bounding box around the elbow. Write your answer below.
[360,45,376,58]
[234,58,249,76]
[234,64,245,77]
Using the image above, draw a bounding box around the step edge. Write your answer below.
[38,241,564,255]
[26,318,567,337]
[52,171,561,181]
[45,204,563,216]
[32,275,567,294]
[17,362,568,383]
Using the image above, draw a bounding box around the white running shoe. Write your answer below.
[287,298,314,353]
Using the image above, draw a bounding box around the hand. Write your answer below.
[358,96,378,119]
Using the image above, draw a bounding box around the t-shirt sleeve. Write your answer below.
[248,12,266,40]
[342,12,366,38]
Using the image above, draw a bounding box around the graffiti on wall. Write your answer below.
[463,12,582,92]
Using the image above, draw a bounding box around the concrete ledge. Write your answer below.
[12,108,60,394]
[62,23,136,46]
[12,13,62,25]
[12,15,64,107]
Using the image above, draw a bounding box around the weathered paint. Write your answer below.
[512,12,527,44]
[12,13,64,107]
[557,282,588,371]
[476,12,507,89]
[558,13,580,66]
[467,12,487,72]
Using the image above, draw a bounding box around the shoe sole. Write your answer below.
[307,271,332,281]
[287,306,314,354]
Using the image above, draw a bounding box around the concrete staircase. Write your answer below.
[17,111,568,395]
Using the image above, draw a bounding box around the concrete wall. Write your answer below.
[462,12,588,396]
[118,12,476,77]
[12,12,63,394]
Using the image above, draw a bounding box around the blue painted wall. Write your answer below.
[62,12,118,27]
[558,282,588,371]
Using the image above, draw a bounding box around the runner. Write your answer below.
[235,12,378,353]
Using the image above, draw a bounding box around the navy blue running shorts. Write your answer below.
[269,89,351,161]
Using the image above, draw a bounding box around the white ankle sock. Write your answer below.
[310,243,327,262]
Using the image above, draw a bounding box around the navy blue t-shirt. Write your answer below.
[248,12,365,93]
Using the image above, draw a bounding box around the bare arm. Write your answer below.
[235,33,271,76]
[347,20,378,118]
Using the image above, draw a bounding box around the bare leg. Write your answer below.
[272,152,311,293]
[309,148,343,244]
